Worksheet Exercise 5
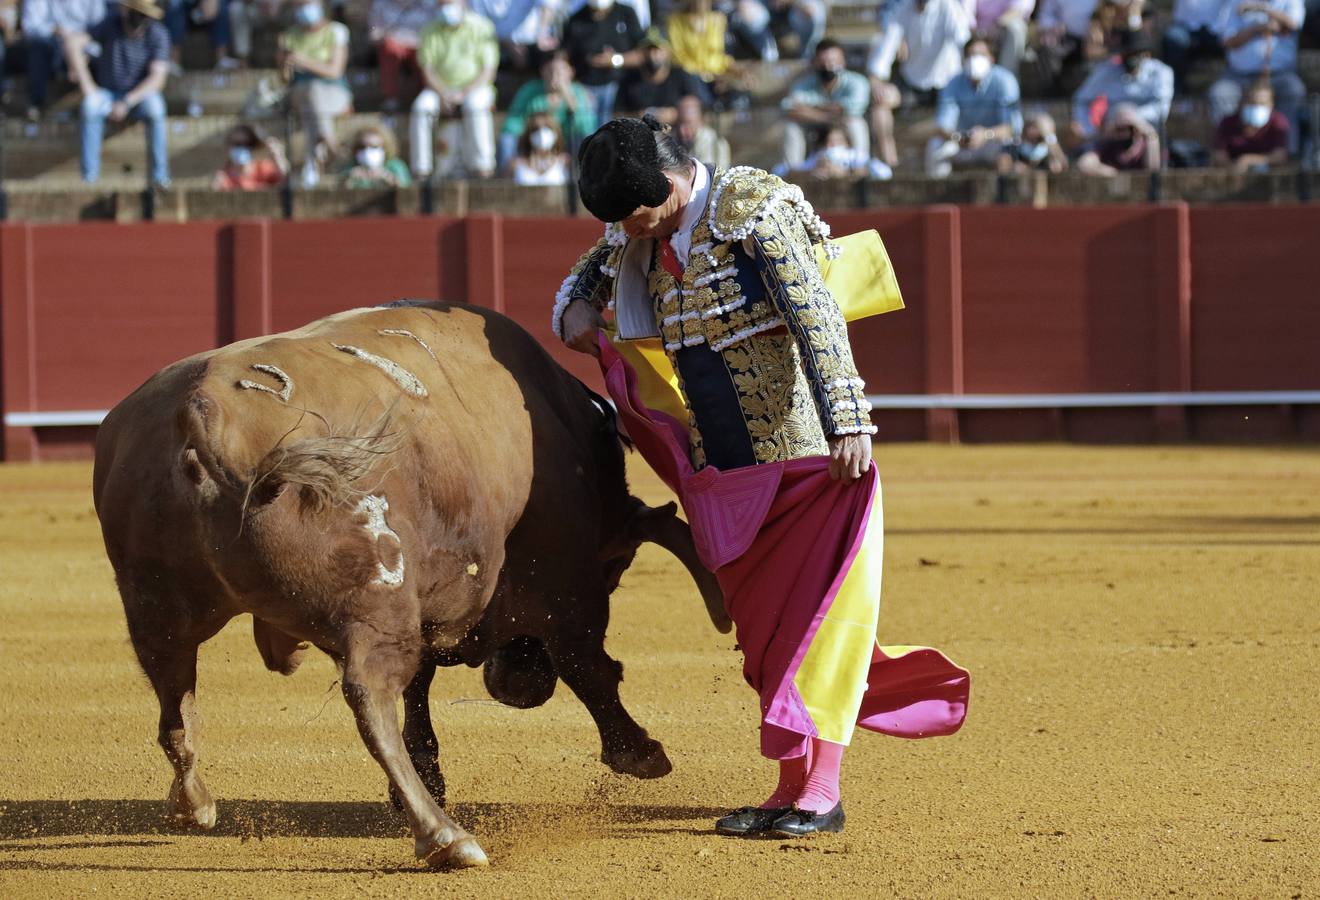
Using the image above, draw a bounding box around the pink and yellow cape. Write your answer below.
[598,335,970,760]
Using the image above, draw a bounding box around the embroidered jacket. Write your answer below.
[553,165,876,468]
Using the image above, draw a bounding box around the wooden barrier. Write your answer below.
[4,204,1320,460]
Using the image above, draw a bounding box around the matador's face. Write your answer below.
[618,173,685,240]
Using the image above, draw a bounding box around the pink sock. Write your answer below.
[760,743,813,809]
[794,738,844,813]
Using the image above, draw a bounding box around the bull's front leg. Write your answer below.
[549,633,673,780]
[340,627,485,869]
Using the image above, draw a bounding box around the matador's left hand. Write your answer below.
[828,433,873,484]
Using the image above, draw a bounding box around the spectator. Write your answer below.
[64,0,172,187]
[369,0,447,110]
[279,0,351,182]
[1213,80,1290,171]
[998,112,1068,173]
[213,123,289,189]
[165,0,239,70]
[970,0,1034,77]
[722,0,778,61]
[1070,29,1172,142]
[341,124,414,187]
[667,0,734,84]
[563,0,646,124]
[767,0,826,59]
[926,36,1022,177]
[564,0,651,28]
[674,93,730,166]
[1034,0,1098,92]
[21,0,108,121]
[615,30,708,122]
[783,38,870,170]
[499,49,598,170]
[1161,0,1224,92]
[469,0,559,70]
[229,0,283,67]
[1210,1,1306,153]
[510,112,572,185]
[409,0,499,180]
[793,123,894,179]
[1076,103,1159,175]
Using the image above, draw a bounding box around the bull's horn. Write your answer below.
[642,503,732,634]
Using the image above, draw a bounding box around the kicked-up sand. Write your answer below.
[0,445,1317,898]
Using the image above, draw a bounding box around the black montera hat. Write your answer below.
[577,116,671,223]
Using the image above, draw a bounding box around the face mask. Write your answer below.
[1022,141,1050,164]
[1122,56,1143,76]
[295,3,323,26]
[530,127,557,152]
[589,0,612,9]
[823,145,853,167]
[816,65,840,83]
[965,55,991,81]
[438,3,463,26]
[1242,104,1271,129]
[357,146,386,169]
[229,146,253,166]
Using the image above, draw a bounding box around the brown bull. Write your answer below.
[92,301,727,869]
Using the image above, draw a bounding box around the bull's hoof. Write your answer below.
[420,835,489,870]
[602,739,672,779]
[164,775,217,830]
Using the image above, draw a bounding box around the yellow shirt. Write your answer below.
[416,13,498,90]
[666,12,730,80]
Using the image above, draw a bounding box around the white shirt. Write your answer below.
[1173,0,1225,31]
[669,161,710,268]
[1036,0,1098,39]
[869,0,972,91]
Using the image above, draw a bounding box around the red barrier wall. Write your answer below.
[3,204,1320,461]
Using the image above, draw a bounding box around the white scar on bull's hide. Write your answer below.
[378,328,438,362]
[330,343,429,397]
[236,364,293,402]
[355,494,405,588]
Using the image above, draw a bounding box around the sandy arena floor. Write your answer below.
[1,445,1318,898]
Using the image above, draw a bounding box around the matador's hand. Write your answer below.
[562,298,604,357]
[828,433,873,484]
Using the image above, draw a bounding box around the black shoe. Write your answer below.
[771,802,845,836]
[714,806,791,836]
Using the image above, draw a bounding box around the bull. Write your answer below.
[92,301,727,869]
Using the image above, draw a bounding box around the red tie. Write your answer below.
[657,237,683,280]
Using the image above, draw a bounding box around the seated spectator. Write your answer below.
[341,125,413,188]
[499,49,598,170]
[926,36,1022,177]
[22,0,107,121]
[564,0,651,29]
[469,0,559,70]
[1161,0,1224,92]
[971,0,1034,77]
[564,0,646,125]
[783,38,870,170]
[280,0,351,183]
[1070,29,1172,144]
[615,30,708,122]
[722,0,778,61]
[1034,0,1098,93]
[510,113,572,185]
[674,93,731,167]
[165,0,239,70]
[868,0,972,165]
[1076,103,1160,175]
[667,0,734,84]
[409,0,498,180]
[213,123,289,189]
[998,112,1068,173]
[228,0,283,67]
[1210,1,1306,154]
[767,0,826,59]
[370,0,446,110]
[792,123,893,180]
[1213,80,1290,172]
[64,0,172,187]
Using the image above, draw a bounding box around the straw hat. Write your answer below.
[118,0,165,20]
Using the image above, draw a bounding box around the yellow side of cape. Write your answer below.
[609,230,904,427]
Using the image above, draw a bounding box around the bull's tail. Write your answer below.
[181,391,404,516]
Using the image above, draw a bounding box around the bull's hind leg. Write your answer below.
[547,587,672,780]
[340,630,485,869]
[395,660,446,807]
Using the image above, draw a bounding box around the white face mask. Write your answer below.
[530,127,557,152]
[965,54,991,82]
[439,3,463,26]
[229,146,253,166]
[357,146,386,169]
[823,145,853,167]
[1241,104,1271,129]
